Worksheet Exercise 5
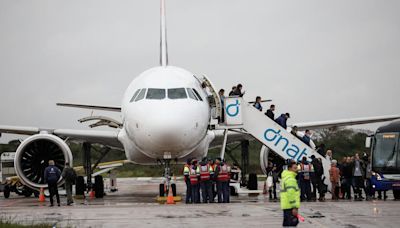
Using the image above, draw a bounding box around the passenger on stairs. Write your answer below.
[228,86,236,96]
[275,113,290,129]
[290,126,303,141]
[253,96,263,111]
[301,130,316,149]
[265,104,275,120]
[231,84,245,97]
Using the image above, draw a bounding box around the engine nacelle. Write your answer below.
[260,145,270,175]
[14,134,73,190]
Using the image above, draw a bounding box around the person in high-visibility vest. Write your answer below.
[183,158,192,204]
[214,158,230,203]
[298,156,314,202]
[209,158,217,201]
[190,159,201,204]
[199,158,213,203]
[281,160,300,227]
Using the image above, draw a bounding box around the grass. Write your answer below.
[0,220,52,228]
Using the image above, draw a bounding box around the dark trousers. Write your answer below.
[353,176,365,198]
[300,179,311,201]
[200,180,214,203]
[48,182,60,206]
[283,209,299,227]
[65,181,73,204]
[331,182,339,200]
[343,177,352,199]
[185,180,192,204]
[365,178,372,198]
[315,176,325,199]
[269,182,277,199]
[217,181,230,203]
[191,183,200,204]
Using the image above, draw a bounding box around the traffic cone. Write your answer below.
[38,188,45,202]
[89,189,95,199]
[263,180,267,195]
[166,185,175,205]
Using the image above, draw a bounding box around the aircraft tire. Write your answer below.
[393,189,400,200]
[3,185,10,198]
[247,173,258,190]
[159,184,165,197]
[75,176,85,196]
[94,176,104,198]
[171,183,177,196]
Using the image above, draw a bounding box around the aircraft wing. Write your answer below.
[293,115,400,131]
[0,125,123,149]
[56,103,121,112]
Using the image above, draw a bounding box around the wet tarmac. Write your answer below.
[1,178,400,227]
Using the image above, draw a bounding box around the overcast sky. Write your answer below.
[1,0,400,143]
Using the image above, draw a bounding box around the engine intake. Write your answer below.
[14,134,73,190]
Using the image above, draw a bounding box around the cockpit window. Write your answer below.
[146,88,166,100]
[134,88,146,101]
[192,88,203,101]
[186,88,198,100]
[130,89,141,103]
[168,88,187,99]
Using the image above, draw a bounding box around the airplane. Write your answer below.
[1,0,400,197]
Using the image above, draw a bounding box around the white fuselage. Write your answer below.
[117,66,215,164]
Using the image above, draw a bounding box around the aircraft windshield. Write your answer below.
[186,88,198,100]
[134,88,146,102]
[130,89,141,102]
[168,88,187,99]
[372,133,400,174]
[146,88,166,100]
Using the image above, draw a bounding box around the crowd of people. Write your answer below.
[183,157,233,204]
[268,150,386,203]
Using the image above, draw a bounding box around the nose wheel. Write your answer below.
[158,159,177,197]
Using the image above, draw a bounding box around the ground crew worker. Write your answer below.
[199,158,214,203]
[281,160,300,227]
[215,158,230,203]
[209,158,217,200]
[61,162,76,206]
[298,157,313,201]
[183,159,192,204]
[190,159,201,204]
[44,160,61,207]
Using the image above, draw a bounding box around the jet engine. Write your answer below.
[259,145,270,175]
[14,134,73,190]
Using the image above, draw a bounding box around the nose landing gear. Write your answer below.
[158,159,177,197]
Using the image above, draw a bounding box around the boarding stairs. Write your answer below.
[218,97,332,188]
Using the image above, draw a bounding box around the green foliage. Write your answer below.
[314,128,370,160]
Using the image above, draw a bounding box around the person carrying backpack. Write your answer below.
[62,162,77,205]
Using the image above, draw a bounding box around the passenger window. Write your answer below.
[186,88,198,100]
[130,89,141,103]
[134,88,146,101]
[192,89,203,101]
[146,88,166,100]
[168,88,187,99]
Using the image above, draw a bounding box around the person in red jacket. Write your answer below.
[329,160,341,200]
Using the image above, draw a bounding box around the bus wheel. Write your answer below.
[393,190,400,200]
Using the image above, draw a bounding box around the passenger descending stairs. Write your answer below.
[221,97,331,187]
